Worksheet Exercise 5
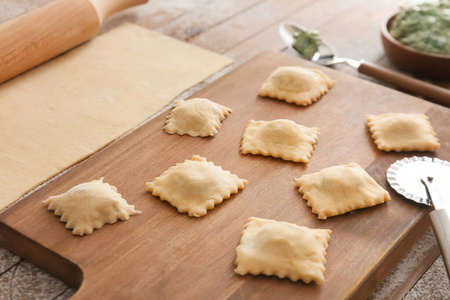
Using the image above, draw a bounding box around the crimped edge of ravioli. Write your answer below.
[163,98,232,137]
[145,155,247,217]
[240,119,320,163]
[234,217,332,284]
[258,68,336,106]
[366,113,440,152]
[295,163,390,220]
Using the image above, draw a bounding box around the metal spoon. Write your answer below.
[279,22,450,105]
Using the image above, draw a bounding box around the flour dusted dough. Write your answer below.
[163,98,232,137]
[366,113,440,152]
[235,217,331,284]
[295,163,390,219]
[146,155,247,217]
[0,23,234,209]
[43,178,141,236]
[240,119,319,163]
[258,66,335,106]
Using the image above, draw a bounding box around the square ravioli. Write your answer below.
[43,178,141,236]
[234,217,331,284]
[240,119,319,163]
[366,113,440,152]
[164,98,232,137]
[295,163,390,219]
[258,66,335,106]
[146,155,247,217]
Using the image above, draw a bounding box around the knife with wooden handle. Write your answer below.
[0,0,149,84]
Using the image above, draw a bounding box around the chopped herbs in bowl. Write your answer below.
[389,0,450,56]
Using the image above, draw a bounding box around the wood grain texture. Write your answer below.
[90,0,149,23]
[156,0,261,41]
[369,228,441,300]
[1,51,449,299]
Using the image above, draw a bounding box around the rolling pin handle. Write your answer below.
[0,0,149,85]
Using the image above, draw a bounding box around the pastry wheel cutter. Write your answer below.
[387,156,450,278]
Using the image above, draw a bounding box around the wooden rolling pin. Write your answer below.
[0,0,149,84]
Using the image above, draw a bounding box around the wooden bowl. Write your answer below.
[381,14,450,80]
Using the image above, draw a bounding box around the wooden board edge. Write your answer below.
[388,245,440,299]
[344,214,433,299]
[0,221,83,287]
[0,49,446,299]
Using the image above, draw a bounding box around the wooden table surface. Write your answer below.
[0,0,449,299]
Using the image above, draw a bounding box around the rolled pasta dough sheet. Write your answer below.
[0,23,234,209]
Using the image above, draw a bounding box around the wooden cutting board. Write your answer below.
[1,51,449,299]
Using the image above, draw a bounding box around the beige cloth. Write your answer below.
[0,23,234,209]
